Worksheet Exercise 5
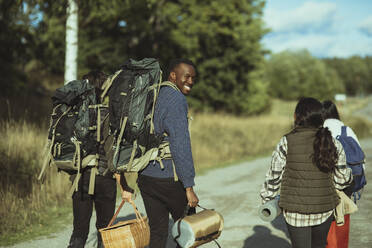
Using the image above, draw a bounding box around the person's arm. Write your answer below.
[114,173,133,202]
[333,139,353,190]
[163,93,198,207]
[260,136,287,204]
[164,95,195,188]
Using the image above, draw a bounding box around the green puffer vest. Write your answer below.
[279,127,340,214]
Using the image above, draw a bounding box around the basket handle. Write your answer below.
[107,199,146,228]
[128,200,148,230]
[107,199,126,227]
[129,200,143,221]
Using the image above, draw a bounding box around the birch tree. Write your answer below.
[64,0,78,84]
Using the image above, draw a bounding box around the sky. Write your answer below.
[262,0,372,58]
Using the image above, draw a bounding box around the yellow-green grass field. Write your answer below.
[1,97,371,245]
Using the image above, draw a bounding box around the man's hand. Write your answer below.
[115,173,133,202]
[186,187,199,207]
[121,189,133,202]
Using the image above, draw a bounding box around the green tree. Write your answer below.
[265,50,344,100]
[324,56,371,96]
[0,0,39,96]
[6,0,271,115]
[365,56,372,94]
[160,0,270,114]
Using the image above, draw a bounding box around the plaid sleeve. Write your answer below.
[260,136,287,204]
[333,138,353,190]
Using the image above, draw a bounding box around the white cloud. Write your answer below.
[262,31,372,58]
[264,1,337,33]
[327,33,372,57]
[262,1,372,58]
[359,16,372,36]
[263,33,333,57]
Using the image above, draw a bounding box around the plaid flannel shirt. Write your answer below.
[260,136,353,227]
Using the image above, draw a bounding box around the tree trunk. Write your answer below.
[64,0,78,85]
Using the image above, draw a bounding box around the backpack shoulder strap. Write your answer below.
[159,81,181,92]
[100,69,122,101]
[341,126,347,137]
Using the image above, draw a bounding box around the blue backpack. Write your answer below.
[336,126,366,202]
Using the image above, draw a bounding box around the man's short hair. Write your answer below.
[166,58,196,80]
[82,70,107,89]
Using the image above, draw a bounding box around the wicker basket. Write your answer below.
[99,200,150,248]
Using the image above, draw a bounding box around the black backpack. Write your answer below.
[104,58,164,173]
[39,79,100,195]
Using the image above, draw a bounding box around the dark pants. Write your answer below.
[138,174,188,248]
[286,215,333,248]
[69,170,116,248]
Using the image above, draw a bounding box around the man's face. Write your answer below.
[169,63,196,95]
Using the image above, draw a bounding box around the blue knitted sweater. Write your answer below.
[140,86,195,188]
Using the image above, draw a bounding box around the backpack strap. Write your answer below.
[341,126,347,137]
[38,104,72,181]
[87,103,109,194]
[148,71,163,134]
[38,139,53,182]
[159,81,181,92]
[126,140,138,172]
[69,138,82,196]
[153,139,179,182]
[113,116,128,167]
[68,141,98,196]
[188,113,193,139]
[100,69,122,101]
[88,167,98,195]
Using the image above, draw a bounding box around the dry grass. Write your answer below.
[0,120,70,243]
[191,113,291,170]
[191,97,372,170]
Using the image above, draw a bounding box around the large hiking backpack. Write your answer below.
[104,58,166,174]
[336,126,367,202]
[38,79,102,195]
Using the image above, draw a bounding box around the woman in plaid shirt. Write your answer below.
[260,97,353,248]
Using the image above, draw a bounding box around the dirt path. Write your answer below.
[4,138,372,248]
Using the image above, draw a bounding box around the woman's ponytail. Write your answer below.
[313,127,338,172]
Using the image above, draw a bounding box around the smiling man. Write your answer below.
[137,58,199,248]
[171,61,196,95]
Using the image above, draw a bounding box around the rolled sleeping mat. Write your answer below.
[258,196,281,222]
[172,207,224,248]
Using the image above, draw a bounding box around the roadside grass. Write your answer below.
[191,97,372,172]
[0,120,71,246]
[191,113,291,171]
[0,193,71,246]
[1,97,371,245]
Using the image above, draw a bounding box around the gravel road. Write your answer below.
[3,98,372,248]
[4,138,372,248]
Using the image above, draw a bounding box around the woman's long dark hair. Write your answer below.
[322,100,341,120]
[294,97,338,172]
